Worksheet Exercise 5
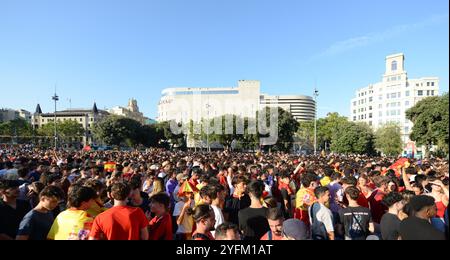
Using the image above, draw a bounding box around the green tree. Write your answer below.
[0,118,34,144]
[296,112,348,151]
[37,120,85,138]
[257,107,299,152]
[375,123,403,156]
[137,124,160,148]
[155,121,186,149]
[92,116,142,146]
[406,93,449,157]
[0,118,33,136]
[331,121,375,155]
[201,115,243,150]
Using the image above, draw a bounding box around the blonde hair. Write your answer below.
[150,178,165,196]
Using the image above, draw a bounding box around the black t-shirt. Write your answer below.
[238,207,270,240]
[279,188,292,218]
[338,206,372,240]
[0,199,32,239]
[224,194,251,225]
[380,213,401,240]
[400,216,446,240]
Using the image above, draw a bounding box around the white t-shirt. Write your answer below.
[211,204,224,238]
[309,202,334,239]
[173,201,194,234]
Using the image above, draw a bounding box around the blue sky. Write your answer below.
[1,0,448,119]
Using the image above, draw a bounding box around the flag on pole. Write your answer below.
[383,158,409,177]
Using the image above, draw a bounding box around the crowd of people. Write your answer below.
[0,145,448,240]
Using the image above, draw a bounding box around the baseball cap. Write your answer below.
[162,161,170,168]
[282,219,309,240]
[366,235,380,240]
[176,173,189,181]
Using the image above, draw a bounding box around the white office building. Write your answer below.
[260,94,315,121]
[158,80,315,123]
[350,53,439,151]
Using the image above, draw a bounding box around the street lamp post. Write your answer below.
[206,103,211,153]
[313,88,319,156]
[52,92,59,150]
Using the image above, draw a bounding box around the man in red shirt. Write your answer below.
[341,177,370,208]
[368,176,389,224]
[192,204,216,240]
[89,182,148,240]
[261,208,284,240]
[148,192,173,240]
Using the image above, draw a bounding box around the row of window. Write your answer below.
[355,85,436,105]
[37,118,94,127]
[387,75,402,82]
[418,90,435,96]
[162,90,240,97]
[358,90,374,97]
[416,82,435,87]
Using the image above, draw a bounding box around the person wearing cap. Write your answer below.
[282,218,309,240]
[0,161,18,180]
[0,180,32,240]
[158,161,171,182]
[399,195,446,240]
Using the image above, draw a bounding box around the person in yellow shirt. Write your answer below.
[320,168,334,187]
[47,185,97,240]
[295,174,319,226]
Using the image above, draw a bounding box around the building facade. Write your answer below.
[107,99,148,125]
[18,109,32,123]
[0,109,19,122]
[32,103,109,145]
[158,80,315,123]
[350,53,439,152]
[260,94,316,121]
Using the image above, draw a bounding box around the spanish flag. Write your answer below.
[382,158,409,177]
[177,181,199,198]
[104,162,116,173]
